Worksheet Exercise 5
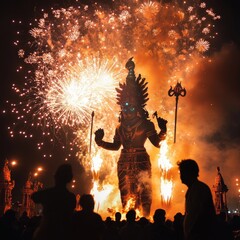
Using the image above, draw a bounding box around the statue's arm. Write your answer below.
[147,120,167,148]
[95,128,121,151]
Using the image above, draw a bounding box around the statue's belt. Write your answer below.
[121,148,146,153]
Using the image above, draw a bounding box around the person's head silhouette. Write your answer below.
[177,159,199,187]
[79,194,95,211]
[153,208,166,223]
[54,163,73,186]
[126,209,136,223]
[115,211,122,222]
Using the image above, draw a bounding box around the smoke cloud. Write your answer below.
[142,43,240,218]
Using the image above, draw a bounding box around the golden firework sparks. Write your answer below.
[7,0,220,218]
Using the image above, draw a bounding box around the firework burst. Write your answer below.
[7,0,220,217]
[43,56,122,127]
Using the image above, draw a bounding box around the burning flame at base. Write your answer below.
[89,139,174,218]
[160,177,173,204]
[8,0,221,219]
[158,140,174,205]
[90,153,122,216]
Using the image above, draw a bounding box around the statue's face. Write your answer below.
[121,102,137,121]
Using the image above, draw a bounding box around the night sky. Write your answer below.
[1,0,240,210]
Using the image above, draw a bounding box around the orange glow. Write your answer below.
[10,160,17,166]
[8,0,223,219]
[91,153,103,174]
[158,140,173,204]
[37,167,43,172]
[160,177,173,203]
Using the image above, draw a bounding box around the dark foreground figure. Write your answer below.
[178,159,217,240]
[72,193,106,240]
[31,163,76,240]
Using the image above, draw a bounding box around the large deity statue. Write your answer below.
[94,58,167,217]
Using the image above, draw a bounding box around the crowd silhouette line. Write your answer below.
[0,160,239,240]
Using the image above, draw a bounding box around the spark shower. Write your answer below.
[8,0,220,217]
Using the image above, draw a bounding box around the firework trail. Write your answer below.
[8,0,220,217]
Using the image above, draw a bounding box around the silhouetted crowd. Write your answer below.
[0,206,240,240]
[1,162,240,240]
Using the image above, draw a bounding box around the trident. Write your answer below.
[168,82,186,143]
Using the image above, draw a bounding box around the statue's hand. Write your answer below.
[157,117,167,133]
[95,128,104,143]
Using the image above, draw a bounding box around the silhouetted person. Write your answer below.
[72,193,105,240]
[21,215,41,240]
[145,208,175,240]
[138,216,150,228]
[31,163,76,240]
[178,159,217,240]
[119,209,143,240]
[114,211,122,229]
[215,212,234,240]
[229,214,240,233]
[0,208,21,240]
[103,216,120,240]
[173,212,184,240]
[19,211,30,232]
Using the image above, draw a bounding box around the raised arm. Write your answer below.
[95,128,121,151]
[148,117,167,147]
